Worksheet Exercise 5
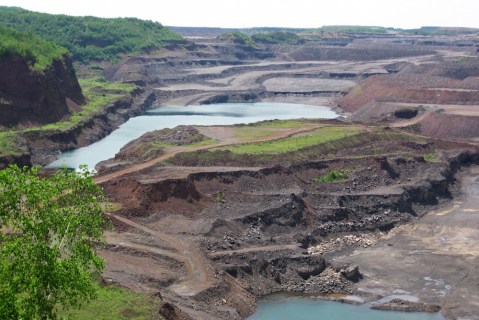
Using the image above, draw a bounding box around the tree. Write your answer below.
[0,165,107,319]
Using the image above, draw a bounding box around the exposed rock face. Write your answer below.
[339,265,362,282]
[158,302,188,320]
[0,54,84,127]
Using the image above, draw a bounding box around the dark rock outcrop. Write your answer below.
[158,302,188,320]
[0,54,84,127]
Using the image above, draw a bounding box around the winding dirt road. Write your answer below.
[105,212,215,297]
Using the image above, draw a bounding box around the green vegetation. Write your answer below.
[251,31,305,45]
[60,286,159,320]
[0,25,68,71]
[217,30,307,46]
[214,192,225,203]
[213,126,363,155]
[423,151,438,162]
[171,128,430,167]
[233,120,304,140]
[0,6,183,62]
[0,165,107,319]
[242,119,305,128]
[217,31,256,46]
[314,169,349,183]
[30,77,137,131]
[0,78,135,159]
[0,131,26,157]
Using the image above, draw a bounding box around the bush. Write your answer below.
[314,169,349,183]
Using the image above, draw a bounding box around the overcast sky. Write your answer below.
[0,0,478,29]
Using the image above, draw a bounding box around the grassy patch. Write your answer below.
[423,151,438,162]
[314,169,349,183]
[214,126,363,155]
[233,120,306,140]
[0,131,26,157]
[252,120,305,128]
[170,129,427,167]
[100,202,123,213]
[59,286,159,320]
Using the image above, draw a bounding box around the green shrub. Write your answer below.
[314,169,349,183]
[423,152,437,162]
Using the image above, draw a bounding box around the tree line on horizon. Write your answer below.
[0,6,184,63]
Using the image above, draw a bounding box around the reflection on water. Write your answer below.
[47,102,338,170]
[248,299,445,320]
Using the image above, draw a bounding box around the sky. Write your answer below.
[0,0,478,29]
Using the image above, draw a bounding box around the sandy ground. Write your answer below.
[333,166,479,320]
[156,54,438,107]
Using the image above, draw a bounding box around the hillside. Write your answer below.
[0,6,184,62]
[0,26,84,127]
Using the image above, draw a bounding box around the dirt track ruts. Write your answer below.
[105,212,215,297]
[94,125,322,184]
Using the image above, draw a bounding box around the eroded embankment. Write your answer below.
[24,89,158,166]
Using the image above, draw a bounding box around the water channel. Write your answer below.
[47,102,338,169]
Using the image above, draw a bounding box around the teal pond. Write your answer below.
[247,299,445,320]
[47,102,338,170]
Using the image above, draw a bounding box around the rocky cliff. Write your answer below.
[0,54,84,127]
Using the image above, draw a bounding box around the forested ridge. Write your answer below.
[0,6,184,62]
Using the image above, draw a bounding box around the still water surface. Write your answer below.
[247,299,445,320]
[47,102,338,169]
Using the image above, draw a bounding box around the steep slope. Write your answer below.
[0,26,84,127]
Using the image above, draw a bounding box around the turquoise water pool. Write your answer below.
[247,299,444,320]
[47,102,338,170]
